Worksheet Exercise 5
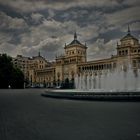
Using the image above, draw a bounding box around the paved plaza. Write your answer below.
[0,89,140,140]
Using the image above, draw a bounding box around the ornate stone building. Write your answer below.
[12,27,140,88]
[55,32,87,87]
[12,52,53,87]
[78,27,140,77]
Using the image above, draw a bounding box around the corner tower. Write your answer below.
[117,25,139,56]
[116,26,140,70]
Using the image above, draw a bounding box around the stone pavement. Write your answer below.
[0,89,140,140]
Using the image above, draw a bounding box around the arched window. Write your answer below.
[119,51,121,55]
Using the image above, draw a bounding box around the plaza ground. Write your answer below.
[0,89,140,140]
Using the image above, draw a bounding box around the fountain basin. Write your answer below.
[41,89,140,101]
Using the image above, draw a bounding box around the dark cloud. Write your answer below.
[0,0,139,60]
[0,4,23,18]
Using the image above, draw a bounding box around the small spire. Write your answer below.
[85,42,87,46]
[74,32,77,40]
[128,24,130,35]
[38,50,40,56]
[55,53,57,58]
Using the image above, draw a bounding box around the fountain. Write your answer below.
[42,65,140,101]
[74,65,140,92]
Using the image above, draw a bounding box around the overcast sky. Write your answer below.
[0,0,140,61]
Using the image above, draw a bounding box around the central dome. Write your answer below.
[65,32,86,48]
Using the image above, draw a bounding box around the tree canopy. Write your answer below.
[0,54,24,89]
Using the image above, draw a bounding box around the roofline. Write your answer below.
[64,44,87,49]
[78,57,116,66]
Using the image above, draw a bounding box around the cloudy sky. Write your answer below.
[0,0,140,61]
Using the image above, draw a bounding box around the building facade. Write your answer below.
[12,52,53,87]
[55,32,87,87]
[12,28,140,88]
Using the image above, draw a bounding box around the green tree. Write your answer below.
[0,54,24,89]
